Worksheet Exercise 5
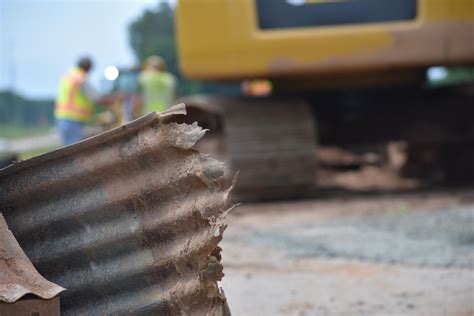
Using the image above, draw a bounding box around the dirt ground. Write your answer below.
[220,189,474,316]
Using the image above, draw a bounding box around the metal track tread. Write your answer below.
[223,98,317,201]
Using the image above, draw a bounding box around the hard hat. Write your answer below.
[144,55,166,71]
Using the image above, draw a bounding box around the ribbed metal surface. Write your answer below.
[0,213,65,303]
[0,104,233,315]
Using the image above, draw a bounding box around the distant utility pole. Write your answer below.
[9,38,16,92]
[8,38,18,123]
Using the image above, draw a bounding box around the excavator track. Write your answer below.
[177,96,318,202]
[222,98,317,201]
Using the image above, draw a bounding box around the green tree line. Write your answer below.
[0,90,54,132]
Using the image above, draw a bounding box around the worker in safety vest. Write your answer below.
[137,55,176,114]
[55,57,122,145]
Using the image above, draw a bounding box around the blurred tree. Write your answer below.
[0,90,54,137]
[128,2,240,96]
[129,2,177,77]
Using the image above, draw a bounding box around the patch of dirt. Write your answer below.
[221,189,474,316]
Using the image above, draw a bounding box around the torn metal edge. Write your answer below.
[0,213,65,303]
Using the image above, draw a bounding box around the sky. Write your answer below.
[0,0,168,99]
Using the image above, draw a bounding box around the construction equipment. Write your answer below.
[176,0,474,201]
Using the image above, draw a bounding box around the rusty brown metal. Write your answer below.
[0,104,233,315]
[0,213,65,303]
[0,296,61,316]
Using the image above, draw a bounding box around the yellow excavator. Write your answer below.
[175,0,474,201]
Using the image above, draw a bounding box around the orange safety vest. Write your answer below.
[54,68,93,123]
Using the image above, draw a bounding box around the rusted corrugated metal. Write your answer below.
[0,104,233,315]
[0,213,65,303]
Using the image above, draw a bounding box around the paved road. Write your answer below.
[0,127,103,155]
[0,132,61,153]
[221,189,474,316]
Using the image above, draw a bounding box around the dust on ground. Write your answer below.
[220,189,474,316]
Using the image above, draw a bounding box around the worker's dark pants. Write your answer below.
[56,119,84,146]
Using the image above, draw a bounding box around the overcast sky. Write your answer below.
[0,0,166,99]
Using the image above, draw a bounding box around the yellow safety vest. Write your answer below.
[54,68,93,123]
[138,70,175,114]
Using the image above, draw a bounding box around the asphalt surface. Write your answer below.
[220,189,474,316]
[235,206,474,268]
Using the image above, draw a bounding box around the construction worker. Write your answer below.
[137,55,176,114]
[55,57,122,145]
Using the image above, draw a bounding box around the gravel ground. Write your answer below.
[220,189,474,316]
